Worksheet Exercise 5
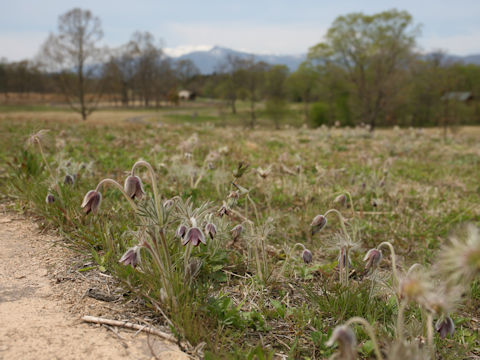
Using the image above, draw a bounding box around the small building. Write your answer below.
[441,92,473,103]
[178,90,196,101]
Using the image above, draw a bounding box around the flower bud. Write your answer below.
[183,227,206,246]
[363,248,383,272]
[302,249,313,264]
[311,214,327,235]
[119,246,141,268]
[334,194,347,207]
[231,224,243,242]
[435,316,455,339]
[205,223,217,239]
[64,174,75,185]
[45,193,55,204]
[124,175,145,200]
[176,224,187,239]
[81,190,102,214]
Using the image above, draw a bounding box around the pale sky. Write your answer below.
[1,0,480,61]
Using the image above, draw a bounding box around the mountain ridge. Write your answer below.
[171,46,480,74]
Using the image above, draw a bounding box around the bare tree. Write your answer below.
[38,8,104,120]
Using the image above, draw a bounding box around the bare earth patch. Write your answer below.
[0,210,188,360]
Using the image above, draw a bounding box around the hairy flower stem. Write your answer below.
[340,191,356,216]
[345,317,383,360]
[377,241,399,285]
[95,178,138,212]
[427,313,434,358]
[34,137,64,202]
[324,209,351,241]
[278,243,307,280]
[131,161,161,222]
[396,299,407,342]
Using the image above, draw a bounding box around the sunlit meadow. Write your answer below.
[1,109,479,359]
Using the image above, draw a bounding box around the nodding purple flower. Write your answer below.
[81,190,102,214]
[183,227,206,246]
[64,174,75,185]
[119,246,142,268]
[124,175,145,200]
[435,316,455,339]
[45,193,55,204]
[205,223,217,239]
[326,325,357,358]
[231,224,243,242]
[311,214,327,235]
[218,205,231,217]
[363,248,383,272]
[176,224,187,239]
[302,249,313,264]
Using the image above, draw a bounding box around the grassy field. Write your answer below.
[0,108,479,359]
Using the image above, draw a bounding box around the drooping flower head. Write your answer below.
[183,227,206,246]
[363,248,383,272]
[119,246,142,268]
[81,190,102,214]
[124,175,145,200]
[45,193,55,204]
[205,223,217,239]
[435,316,455,339]
[311,214,327,235]
[176,224,187,239]
[302,249,313,264]
[334,194,347,207]
[64,174,75,185]
[231,224,243,242]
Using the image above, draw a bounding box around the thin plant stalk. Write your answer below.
[278,242,307,279]
[34,137,64,202]
[324,208,351,241]
[377,241,399,285]
[95,178,138,212]
[396,299,407,342]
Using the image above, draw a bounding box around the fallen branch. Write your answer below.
[82,315,177,343]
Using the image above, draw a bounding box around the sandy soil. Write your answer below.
[0,210,189,360]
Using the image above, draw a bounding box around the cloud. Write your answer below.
[166,22,327,55]
[421,31,480,56]
[0,32,48,61]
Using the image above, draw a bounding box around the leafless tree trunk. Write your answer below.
[38,8,105,120]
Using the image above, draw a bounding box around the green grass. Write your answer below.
[0,112,479,358]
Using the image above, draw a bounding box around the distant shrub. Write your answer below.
[310,102,329,127]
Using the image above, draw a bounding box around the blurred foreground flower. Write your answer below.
[326,325,357,360]
[435,316,455,339]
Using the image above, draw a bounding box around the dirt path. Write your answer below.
[0,211,188,360]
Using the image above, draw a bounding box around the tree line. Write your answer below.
[1,8,479,129]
